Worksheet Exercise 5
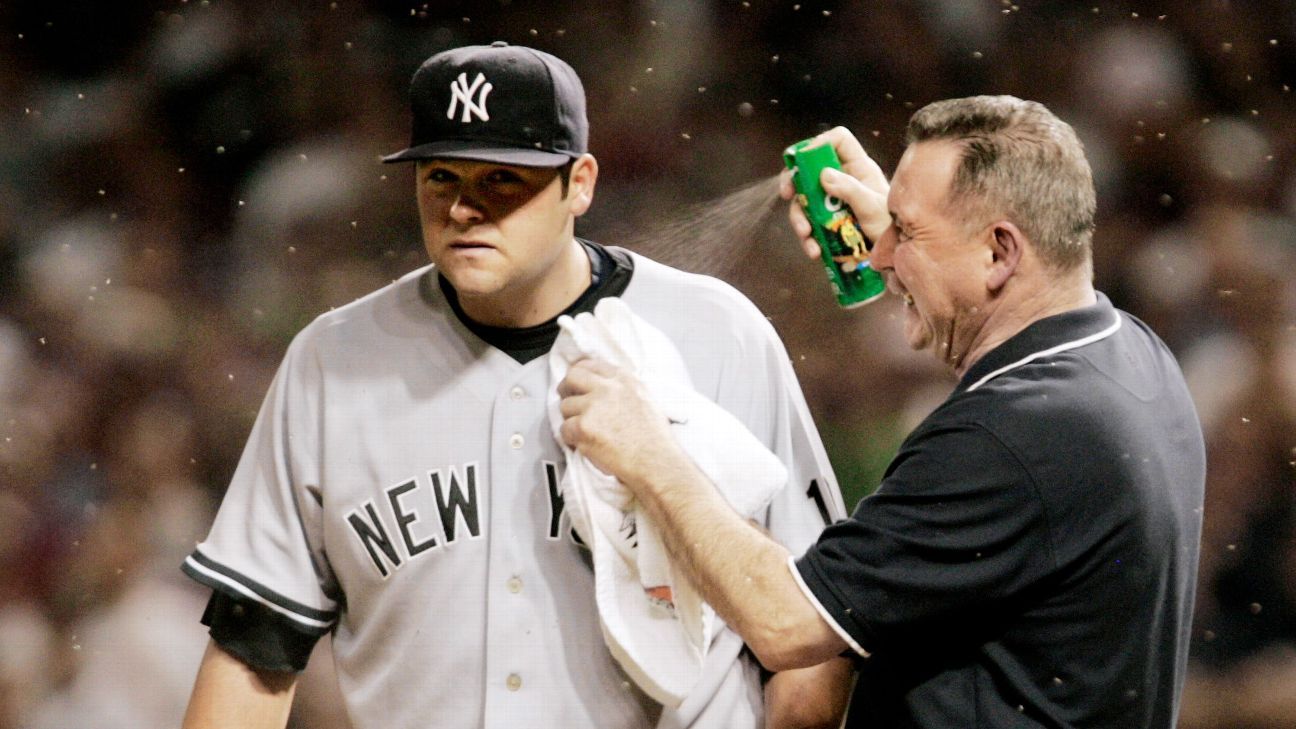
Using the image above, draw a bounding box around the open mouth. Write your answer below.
[887,279,914,307]
[882,273,912,307]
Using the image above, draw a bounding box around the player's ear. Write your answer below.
[985,219,1024,292]
[566,154,598,217]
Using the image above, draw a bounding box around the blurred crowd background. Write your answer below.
[0,1,1293,727]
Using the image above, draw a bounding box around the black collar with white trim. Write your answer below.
[956,292,1123,394]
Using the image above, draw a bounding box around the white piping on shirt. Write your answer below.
[965,313,1123,393]
[786,556,870,658]
[183,555,336,631]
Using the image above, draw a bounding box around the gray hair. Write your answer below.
[906,95,1096,274]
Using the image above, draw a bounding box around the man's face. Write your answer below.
[415,158,578,300]
[870,140,993,370]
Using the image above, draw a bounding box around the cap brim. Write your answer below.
[382,141,578,167]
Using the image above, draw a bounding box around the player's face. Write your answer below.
[869,141,993,371]
[415,156,595,316]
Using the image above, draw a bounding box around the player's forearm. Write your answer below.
[764,658,855,729]
[624,455,843,671]
[183,640,298,729]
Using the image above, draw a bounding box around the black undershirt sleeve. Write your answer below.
[202,591,322,673]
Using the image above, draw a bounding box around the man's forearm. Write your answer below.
[624,453,845,671]
[183,639,298,729]
[555,358,848,668]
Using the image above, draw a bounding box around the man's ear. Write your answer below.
[986,220,1025,292]
[567,154,598,216]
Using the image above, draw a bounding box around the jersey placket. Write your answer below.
[482,365,555,727]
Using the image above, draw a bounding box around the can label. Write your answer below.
[783,138,886,308]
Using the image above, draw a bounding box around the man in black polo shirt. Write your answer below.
[556,95,1205,728]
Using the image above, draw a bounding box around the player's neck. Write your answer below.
[457,238,592,328]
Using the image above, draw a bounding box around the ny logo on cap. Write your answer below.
[447,72,492,123]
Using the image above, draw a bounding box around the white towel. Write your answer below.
[546,297,787,707]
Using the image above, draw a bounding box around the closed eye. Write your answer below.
[890,213,913,244]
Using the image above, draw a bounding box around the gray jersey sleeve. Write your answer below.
[182,324,340,636]
[620,251,844,557]
[718,310,846,552]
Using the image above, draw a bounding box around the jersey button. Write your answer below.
[510,386,526,400]
[507,576,523,593]
[509,433,524,449]
[506,673,522,691]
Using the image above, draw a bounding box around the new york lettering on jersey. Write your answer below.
[344,460,585,578]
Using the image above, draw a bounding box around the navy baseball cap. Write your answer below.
[383,41,588,167]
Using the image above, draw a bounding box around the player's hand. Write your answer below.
[779,127,892,258]
[557,359,684,491]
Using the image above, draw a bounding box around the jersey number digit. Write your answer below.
[806,479,832,526]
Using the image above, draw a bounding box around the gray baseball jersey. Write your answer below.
[184,244,845,729]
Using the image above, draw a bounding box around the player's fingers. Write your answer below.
[820,168,892,244]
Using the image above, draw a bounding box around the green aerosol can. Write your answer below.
[783,138,886,308]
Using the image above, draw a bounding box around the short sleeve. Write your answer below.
[182,327,340,645]
[794,422,1053,654]
[199,591,322,672]
[714,313,846,556]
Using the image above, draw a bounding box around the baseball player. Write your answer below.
[179,43,853,729]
